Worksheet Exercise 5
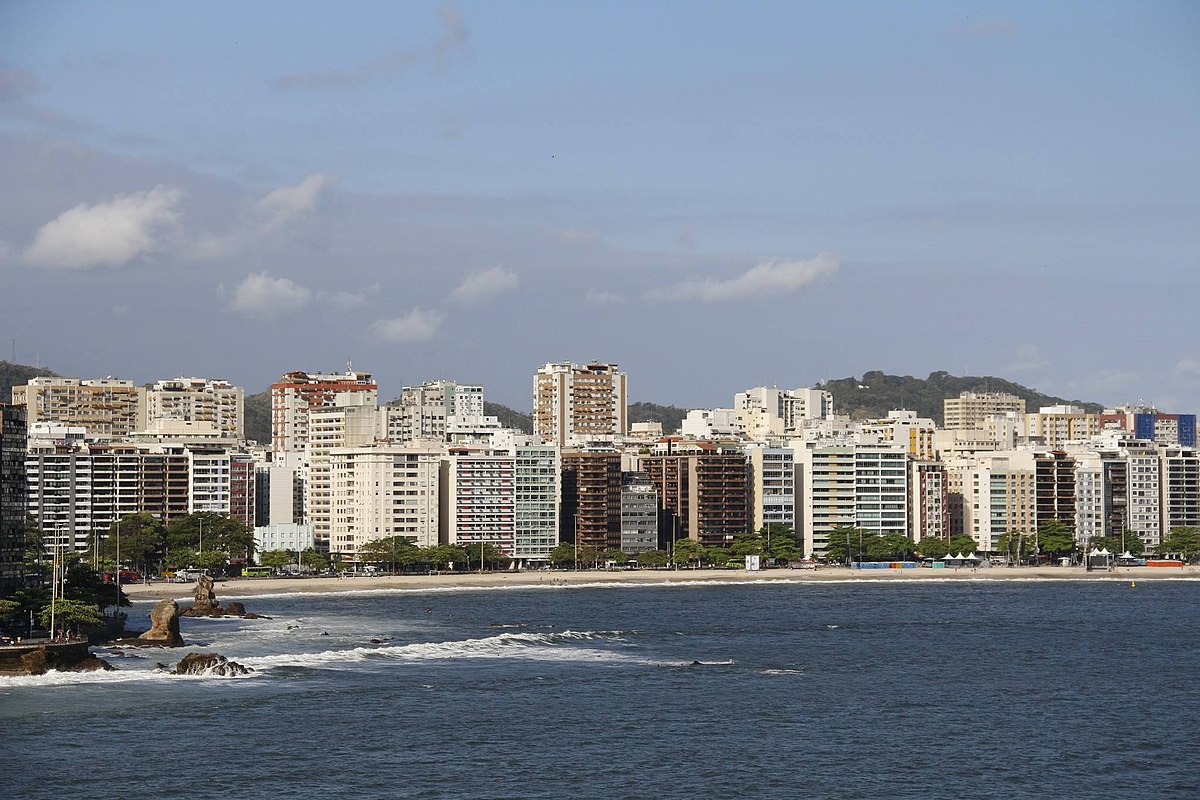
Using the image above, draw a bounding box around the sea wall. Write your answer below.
[0,641,93,675]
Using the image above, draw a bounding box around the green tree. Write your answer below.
[258,550,292,571]
[915,537,950,560]
[763,525,803,563]
[100,513,167,574]
[825,526,867,564]
[604,549,630,565]
[1161,527,1200,560]
[671,538,703,567]
[577,545,602,569]
[39,598,105,629]
[948,535,981,556]
[1037,520,1077,558]
[0,598,21,622]
[729,530,765,559]
[358,536,420,571]
[166,512,255,561]
[636,549,669,568]
[1090,534,1144,558]
[300,549,329,571]
[549,543,576,567]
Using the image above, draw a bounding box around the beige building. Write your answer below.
[147,377,244,441]
[1024,405,1100,446]
[960,451,1037,553]
[384,379,484,443]
[943,392,1026,431]
[533,362,627,447]
[13,377,146,440]
[859,410,937,460]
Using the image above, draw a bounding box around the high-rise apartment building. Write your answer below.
[270,369,377,456]
[637,442,750,549]
[385,380,484,443]
[560,449,623,552]
[793,443,908,558]
[733,387,832,439]
[13,377,146,440]
[908,461,948,543]
[328,444,443,555]
[620,472,658,554]
[943,392,1026,430]
[1025,406,1100,447]
[147,378,245,441]
[306,396,379,551]
[745,444,796,532]
[533,362,627,447]
[1,404,27,594]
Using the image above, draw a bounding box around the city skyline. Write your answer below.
[2,2,1198,410]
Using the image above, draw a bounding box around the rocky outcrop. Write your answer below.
[180,578,268,619]
[172,652,253,676]
[116,599,184,647]
[0,642,112,675]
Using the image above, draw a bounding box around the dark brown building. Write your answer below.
[638,443,750,548]
[560,450,622,552]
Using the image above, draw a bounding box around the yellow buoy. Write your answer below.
[1131,581,1136,588]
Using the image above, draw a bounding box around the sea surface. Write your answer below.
[2,578,1198,799]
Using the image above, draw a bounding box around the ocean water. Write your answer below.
[2,579,1198,799]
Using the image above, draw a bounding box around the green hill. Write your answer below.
[628,401,689,434]
[818,370,1103,425]
[244,390,272,444]
[484,402,534,434]
[0,361,59,402]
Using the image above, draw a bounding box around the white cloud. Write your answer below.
[319,285,378,311]
[371,308,444,343]
[1177,357,1200,381]
[1005,344,1050,373]
[586,288,624,305]
[257,174,339,229]
[24,185,181,269]
[646,252,839,302]
[449,266,518,304]
[229,272,312,317]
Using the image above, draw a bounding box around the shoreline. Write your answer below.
[119,564,1200,601]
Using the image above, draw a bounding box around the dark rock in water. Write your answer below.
[73,656,115,672]
[173,652,253,676]
[225,601,246,616]
[369,638,384,644]
[179,580,269,619]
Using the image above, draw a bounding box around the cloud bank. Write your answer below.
[449,266,518,304]
[230,272,313,317]
[647,252,840,302]
[371,307,444,343]
[24,185,181,270]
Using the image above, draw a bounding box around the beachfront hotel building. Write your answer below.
[327,444,443,555]
[0,404,27,594]
[620,472,659,554]
[270,368,377,457]
[384,380,484,443]
[533,362,627,448]
[962,451,1037,554]
[13,377,146,440]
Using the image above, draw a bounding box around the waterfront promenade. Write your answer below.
[120,564,1199,601]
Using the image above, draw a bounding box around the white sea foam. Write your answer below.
[239,629,632,670]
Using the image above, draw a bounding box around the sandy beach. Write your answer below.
[120,564,1200,601]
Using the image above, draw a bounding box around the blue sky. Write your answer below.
[1,1,1197,409]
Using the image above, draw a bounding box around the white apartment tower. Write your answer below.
[943,392,1027,431]
[328,444,443,556]
[385,380,484,443]
[533,362,627,447]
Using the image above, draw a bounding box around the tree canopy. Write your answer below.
[99,513,166,573]
[1161,527,1200,560]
